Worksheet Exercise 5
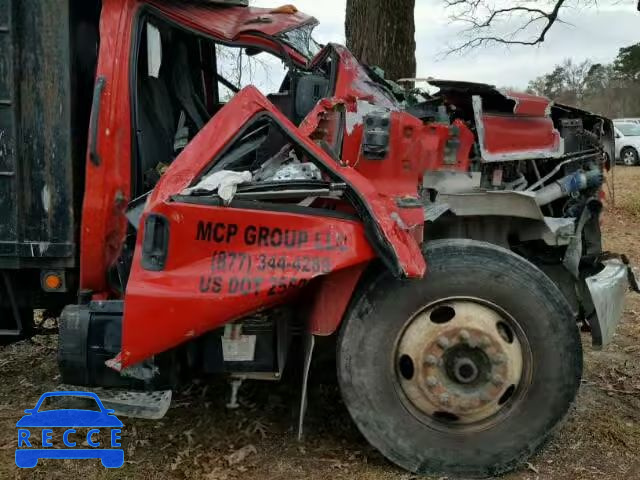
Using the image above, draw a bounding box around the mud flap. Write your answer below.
[587,259,637,348]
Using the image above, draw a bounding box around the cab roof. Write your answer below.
[148,0,318,41]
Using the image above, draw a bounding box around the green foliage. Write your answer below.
[526,59,592,106]
[613,43,640,80]
[525,43,640,117]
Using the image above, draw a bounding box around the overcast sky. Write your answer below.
[253,0,639,89]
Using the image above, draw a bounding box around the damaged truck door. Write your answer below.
[119,86,424,368]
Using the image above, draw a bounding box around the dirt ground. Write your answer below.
[1,168,639,480]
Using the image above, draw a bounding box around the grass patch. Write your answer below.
[618,189,640,218]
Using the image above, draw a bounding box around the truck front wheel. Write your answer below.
[337,239,582,478]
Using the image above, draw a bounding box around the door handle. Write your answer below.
[89,76,107,166]
[142,214,170,271]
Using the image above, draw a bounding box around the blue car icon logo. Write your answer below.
[15,391,124,468]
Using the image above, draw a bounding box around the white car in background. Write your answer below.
[614,122,640,166]
[614,118,640,125]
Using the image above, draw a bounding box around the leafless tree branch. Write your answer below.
[444,0,572,54]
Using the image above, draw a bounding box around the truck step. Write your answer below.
[56,385,172,420]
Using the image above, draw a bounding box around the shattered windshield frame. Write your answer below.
[277,23,323,59]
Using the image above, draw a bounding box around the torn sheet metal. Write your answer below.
[472,96,564,162]
[269,163,321,181]
[253,146,297,181]
[331,45,399,110]
[438,190,545,220]
[431,190,576,246]
[121,87,425,368]
[253,146,321,182]
[587,259,630,348]
[146,86,425,280]
[499,90,553,116]
[423,171,481,194]
[423,203,450,223]
[148,0,315,45]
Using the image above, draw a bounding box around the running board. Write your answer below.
[57,385,172,420]
[0,329,21,336]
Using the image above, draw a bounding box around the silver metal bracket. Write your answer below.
[226,376,245,409]
[297,334,315,441]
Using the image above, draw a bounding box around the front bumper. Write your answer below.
[586,258,639,348]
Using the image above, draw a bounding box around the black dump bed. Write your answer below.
[0,0,99,269]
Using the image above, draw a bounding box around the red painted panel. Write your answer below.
[120,86,426,367]
[502,91,552,117]
[80,0,137,293]
[80,0,313,296]
[146,86,425,279]
[481,114,562,157]
[121,203,375,367]
[331,45,399,109]
[149,0,314,60]
[308,264,367,336]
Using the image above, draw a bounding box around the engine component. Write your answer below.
[196,310,292,379]
[58,301,293,391]
[58,301,148,388]
[295,74,330,120]
[59,301,176,389]
[559,118,587,153]
[535,169,603,206]
[362,112,391,160]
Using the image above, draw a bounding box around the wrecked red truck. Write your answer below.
[1,0,638,477]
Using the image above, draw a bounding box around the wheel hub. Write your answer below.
[396,300,524,425]
[451,356,479,384]
[623,150,636,165]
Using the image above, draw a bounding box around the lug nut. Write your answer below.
[461,398,478,410]
[426,376,438,388]
[478,336,491,348]
[439,393,450,406]
[424,355,439,366]
[491,374,504,386]
[480,392,493,402]
[437,336,450,349]
[492,353,506,365]
[459,330,471,343]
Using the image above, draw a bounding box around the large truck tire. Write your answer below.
[337,239,582,478]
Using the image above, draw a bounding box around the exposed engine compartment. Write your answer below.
[412,80,612,250]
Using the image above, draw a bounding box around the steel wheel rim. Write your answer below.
[393,297,533,432]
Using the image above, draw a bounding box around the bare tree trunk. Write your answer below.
[345,0,416,81]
